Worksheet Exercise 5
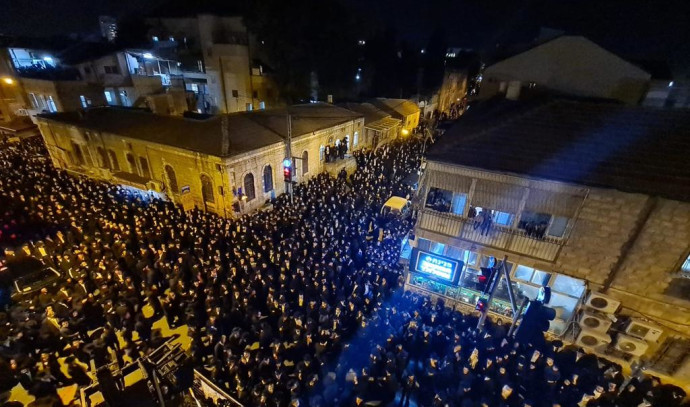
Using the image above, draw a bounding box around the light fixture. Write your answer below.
[143,53,154,59]
[43,56,53,63]
[2,77,14,85]
[401,129,410,136]
[668,81,674,87]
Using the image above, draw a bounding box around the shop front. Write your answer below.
[405,237,586,336]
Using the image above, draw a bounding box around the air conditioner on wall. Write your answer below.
[625,318,663,342]
[576,328,612,351]
[615,334,650,357]
[578,310,613,333]
[584,291,621,314]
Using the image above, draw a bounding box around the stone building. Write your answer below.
[409,98,690,385]
[35,104,364,216]
[338,102,401,149]
[369,98,420,135]
[478,36,651,105]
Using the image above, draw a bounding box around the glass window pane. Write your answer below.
[551,274,585,297]
[430,242,445,255]
[445,246,463,260]
[531,270,551,286]
[682,255,690,273]
[417,238,431,252]
[516,283,540,301]
[463,251,479,266]
[494,211,513,226]
[514,265,534,281]
[548,216,569,237]
[451,193,467,215]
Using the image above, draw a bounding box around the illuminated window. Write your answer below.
[152,36,159,41]
[426,187,452,212]
[80,95,88,108]
[451,193,467,216]
[104,91,113,103]
[493,210,513,226]
[260,101,265,110]
[682,254,690,274]
[243,173,255,201]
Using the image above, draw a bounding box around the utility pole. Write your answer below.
[285,113,293,204]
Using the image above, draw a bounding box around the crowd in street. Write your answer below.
[0,134,686,407]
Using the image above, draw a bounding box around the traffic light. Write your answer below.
[283,158,292,182]
[475,298,488,312]
[478,267,496,294]
[515,300,557,346]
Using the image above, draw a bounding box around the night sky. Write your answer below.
[1,0,689,75]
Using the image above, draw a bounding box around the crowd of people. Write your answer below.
[0,133,686,407]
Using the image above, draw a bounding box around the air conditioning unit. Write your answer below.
[615,334,650,357]
[625,319,663,342]
[576,328,612,350]
[585,291,621,314]
[578,310,613,333]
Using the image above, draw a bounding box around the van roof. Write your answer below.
[383,196,409,210]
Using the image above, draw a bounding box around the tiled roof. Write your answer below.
[427,99,690,202]
[37,104,362,158]
[338,103,390,124]
[370,98,420,118]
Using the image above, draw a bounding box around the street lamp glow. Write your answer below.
[401,129,410,136]
[2,77,14,85]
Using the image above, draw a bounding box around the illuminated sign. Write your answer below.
[412,249,461,284]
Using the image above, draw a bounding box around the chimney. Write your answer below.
[221,115,230,156]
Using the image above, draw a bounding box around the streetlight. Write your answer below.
[2,77,14,85]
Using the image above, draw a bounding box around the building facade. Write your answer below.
[146,13,280,114]
[370,98,420,135]
[35,104,365,217]
[408,99,690,386]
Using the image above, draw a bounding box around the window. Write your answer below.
[28,93,39,109]
[252,91,258,99]
[320,145,325,162]
[514,265,534,282]
[683,254,690,274]
[201,174,215,203]
[104,91,113,103]
[302,151,308,175]
[232,90,239,97]
[104,65,119,74]
[71,142,85,165]
[425,187,452,212]
[353,131,359,147]
[531,270,551,286]
[416,238,431,252]
[548,216,569,238]
[260,101,265,110]
[197,60,204,72]
[139,157,151,178]
[165,165,178,193]
[152,36,159,41]
[551,275,585,298]
[243,173,256,201]
[263,165,273,192]
[108,150,119,171]
[430,242,445,255]
[97,147,108,169]
[451,193,467,216]
[80,95,88,108]
[493,210,514,226]
[246,103,253,111]
[126,153,137,174]
[169,36,175,41]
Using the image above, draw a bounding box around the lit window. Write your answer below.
[430,242,445,255]
[79,95,88,108]
[514,265,534,281]
[152,36,159,41]
[451,193,467,216]
[169,36,175,41]
[260,101,266,110]
[682,254,690,274]
[104,91,113,103]
[493,211,514,226]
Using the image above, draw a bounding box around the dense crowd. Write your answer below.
[0,134,686,407]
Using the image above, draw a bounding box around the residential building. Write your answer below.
[99,16,118,43]
[409,98,690,384]
[478,36,651,105]
[22,77,106,113]
[35,104,364,216]
[339,103,401,149]
[369,98,420,135]
[145,13,279,114]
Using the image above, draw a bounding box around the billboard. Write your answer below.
[411,248,462,285]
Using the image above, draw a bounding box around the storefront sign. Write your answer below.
[412,249,461,285]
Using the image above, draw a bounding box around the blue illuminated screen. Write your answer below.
[415,251,458,282]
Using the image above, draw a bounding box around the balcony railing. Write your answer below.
[417,209,563,261]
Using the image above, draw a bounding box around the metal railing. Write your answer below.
[417,209,563,261]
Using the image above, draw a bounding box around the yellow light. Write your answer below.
[2,77,14,85]
[401,129,410,136]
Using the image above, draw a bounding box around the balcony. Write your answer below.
[417,209,563,261]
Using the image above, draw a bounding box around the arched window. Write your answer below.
[139,157,151,178]
[244,173,256,201]
[97,147,109,168]
[126,153,137,174]
[108,149,119,171]
[72,142,85,165]
[201,174,215,203]
[354,131,359,147]
[263,165,273,193]
[319,145,325,162]
[165,165,178,193]
[302,151,308,176]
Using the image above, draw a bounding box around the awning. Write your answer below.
[427,170,472,193]
[471,179,525,213]
[524,188,583,218]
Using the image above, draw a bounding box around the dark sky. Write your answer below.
[1,0,689,73]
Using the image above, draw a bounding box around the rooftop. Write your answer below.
[338,103,391,124]
[370,98,420,118]
[37,104,363,158]
[427,99,690,202]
